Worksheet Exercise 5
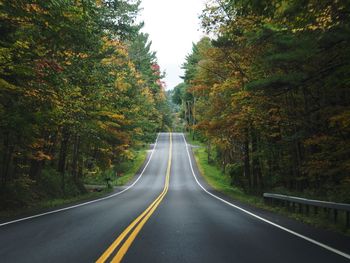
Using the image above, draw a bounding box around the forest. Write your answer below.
[173,0,350,202]
[1,0,350,213]
[0,0,171,210]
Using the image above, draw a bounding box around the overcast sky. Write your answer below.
[139,0,206,90]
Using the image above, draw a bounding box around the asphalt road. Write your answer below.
[0,133,349,262]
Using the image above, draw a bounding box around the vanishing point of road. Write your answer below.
[0,133,349,262]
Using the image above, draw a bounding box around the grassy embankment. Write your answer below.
[0,148,148,220]
[186,134,350,236]
[84,148,148,187]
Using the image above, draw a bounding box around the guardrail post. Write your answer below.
[333,209,338,223]
[287,201,291,211]
[324,208,329,219]
[263,193,350,228]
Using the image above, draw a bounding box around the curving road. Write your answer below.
[0,133,349,262]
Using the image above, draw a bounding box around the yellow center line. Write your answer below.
[96,133,172,263]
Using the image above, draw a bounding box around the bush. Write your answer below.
[0,175,36,209]
[226,163,245,189]
[37,168,63,198]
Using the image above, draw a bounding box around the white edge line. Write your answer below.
[181,134,350,260]
[0,133,161,227]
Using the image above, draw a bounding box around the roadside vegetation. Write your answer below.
[0,1,172,214]
[186,133,350,236]
[172,0,350,235]
[84,147,148,187]
[173,0,350,203]
[0,144,149,220]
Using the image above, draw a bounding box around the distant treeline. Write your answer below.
[173,0,350,202]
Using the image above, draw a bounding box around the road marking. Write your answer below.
[0,134,161,227]
[97,133,172,263]
[182,134,350,261]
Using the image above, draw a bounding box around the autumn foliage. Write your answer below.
[174,0,350,201]
[0,0,170,208]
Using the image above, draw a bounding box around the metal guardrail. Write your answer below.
[263,193,350,227]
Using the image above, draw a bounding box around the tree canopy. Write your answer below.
[174,0,350,202]
[0,0,171,208]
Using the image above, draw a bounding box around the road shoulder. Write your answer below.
[187,141,350,256]
[0,149,153,225]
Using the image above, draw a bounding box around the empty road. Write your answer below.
[0,133,349,262]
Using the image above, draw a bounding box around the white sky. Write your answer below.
[139,0,206,90]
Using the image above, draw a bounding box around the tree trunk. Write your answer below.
[71,133,80,183]
[48,131,58,168]
[1,132,12,186]
[243,130,251,192]
[207,141,212,164]
[58,128,70,191]
[251,129,263,193]
[29,159,44,179]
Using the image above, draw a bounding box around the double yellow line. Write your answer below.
[96,133,172,263]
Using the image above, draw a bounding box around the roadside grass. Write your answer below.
[187,134,350,236]
[0,189,111,220]
[115,148,148,186]
[190,140,267,208]
[0,147,149,221]
[83,148,148,187]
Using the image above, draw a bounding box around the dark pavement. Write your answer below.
[0,133,349,262]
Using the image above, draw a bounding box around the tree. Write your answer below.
[0,0,169,209]
[175,0,350,200]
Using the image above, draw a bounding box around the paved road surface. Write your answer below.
[0,133,349,262]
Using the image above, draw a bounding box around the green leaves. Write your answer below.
[175,0,350,200]
[0,0,167,205]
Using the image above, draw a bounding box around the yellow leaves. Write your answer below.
[101,41,139,94]
[0,78,20,93]
[120,149,134,161]
[29,141,44,150]
[96,0,103,7]
[99,111,125,122]
[62,50,89,59]
[329,110,350,130]
[14,40,30,50]
[292,4,339,33]
[25,4,47,14]
[115,73,131,91]
[97,121,121,135]
[109,113,125,121]
[133,127,143,136]
[136,77,145,86]
[102,39,128,58]
[23,88,41,99]
[140,87,155,104]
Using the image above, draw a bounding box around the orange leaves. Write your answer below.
[29,139,52,161]
[25,4,47,14]
[32,151,52,161]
